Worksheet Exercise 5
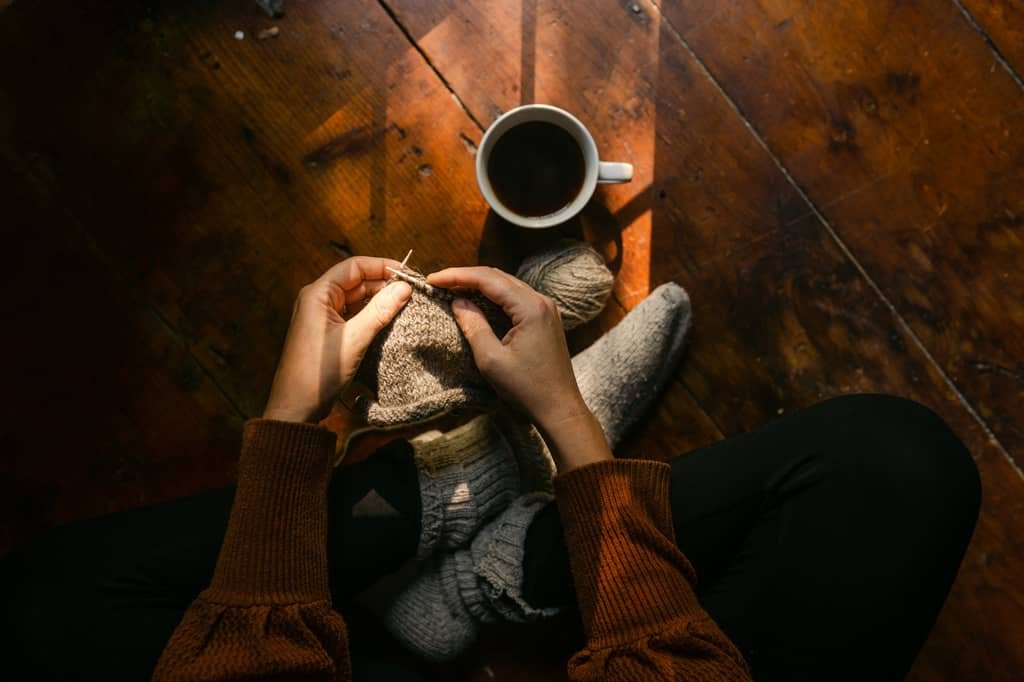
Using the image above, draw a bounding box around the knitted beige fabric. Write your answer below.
[355,271,510,426]
[516,240,614,331]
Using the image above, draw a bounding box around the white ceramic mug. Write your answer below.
[476,104,634,228]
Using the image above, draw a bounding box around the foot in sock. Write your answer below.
[573,282,691,449]
[370,493,557,663]
[373,554,479,663]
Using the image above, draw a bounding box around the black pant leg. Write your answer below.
[671,394,979,681]
[0,438,422,680]
[522,394,980,682]
[0,486,235,679]
[328,439,422,597]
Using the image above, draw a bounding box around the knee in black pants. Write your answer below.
[698,395,982,680]
[810,393,981,526]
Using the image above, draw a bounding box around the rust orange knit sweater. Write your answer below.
[153,420,750,681]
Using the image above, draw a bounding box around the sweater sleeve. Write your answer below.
[152,419,352,682]
[554,459,751,681]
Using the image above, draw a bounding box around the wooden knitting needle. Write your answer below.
[385,266,418,284]
[385,265,453,299]
[398,249,413,270]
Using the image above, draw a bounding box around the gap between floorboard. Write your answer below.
[649,0,1020,478]
[376,0,487,131]
[951,0,1024,92]
[15,157,250,421]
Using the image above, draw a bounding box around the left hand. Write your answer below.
[263,257,412,423]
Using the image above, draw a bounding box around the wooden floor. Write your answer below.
[2,0,1022,679]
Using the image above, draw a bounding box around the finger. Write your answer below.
[319,256,404,292]
[427,267,528,310]
[451,297,503,370]
[344,280,388,316]
[344,279,387,305]
[344,281,413,351]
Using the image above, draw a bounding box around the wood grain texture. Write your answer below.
[656,1,1024,678]
[959,0,1024,78]
[0,2,720,679]
[661,0,1024,462]
[0,0,487,421]
[0,161,241,553]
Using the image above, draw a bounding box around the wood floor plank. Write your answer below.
[0,161,241,555]
[959,0,1024,79]
[382,1,1024,678]
[660,0,1024,464]
[0,0,492,420]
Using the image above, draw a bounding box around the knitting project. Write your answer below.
[355,269,512,426]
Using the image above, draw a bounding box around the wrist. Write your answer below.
[262,403,318,424]
[534,391,591,436]
[536,406,613,473]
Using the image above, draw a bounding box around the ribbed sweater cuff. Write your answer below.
[554,459,703,648]
[205,419,337,606]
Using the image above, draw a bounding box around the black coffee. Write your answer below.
[487,121,585,218]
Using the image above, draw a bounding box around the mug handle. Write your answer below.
[597,161,634,184]
[598,159,626,180]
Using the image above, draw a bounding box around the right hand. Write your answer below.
[426,266,589,433]
[429,266,614,471]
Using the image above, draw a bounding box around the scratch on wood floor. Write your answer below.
[302,126,385,168]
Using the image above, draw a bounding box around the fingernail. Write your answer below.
[452,297,469,312]
[393,281,412,298]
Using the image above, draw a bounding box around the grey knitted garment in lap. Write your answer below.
[411,415,520,560]
[376,494,556,662]
[373,553,479,663]
[366,420,555,662]
[410,410,557,554]
[355,271,510,426]
[453,492,559,625]
[371,284,693,659]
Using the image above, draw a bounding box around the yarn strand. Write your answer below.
[516,241,614,330]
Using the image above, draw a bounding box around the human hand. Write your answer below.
[263,257,412,423]
[427,266,612,471]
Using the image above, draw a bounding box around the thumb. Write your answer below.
[345,281,412,351]
[452,297,502,370]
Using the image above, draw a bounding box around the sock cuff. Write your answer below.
[446,548,499,624]
[474,492,561,623]
[495,410,556,494]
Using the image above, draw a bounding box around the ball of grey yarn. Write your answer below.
[516,241,614,330]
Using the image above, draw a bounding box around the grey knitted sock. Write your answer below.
[493,408,556,495]
[453,492,560,624]
[573,282,691,449]
[411,415,520,559]
[375,554,479,663]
